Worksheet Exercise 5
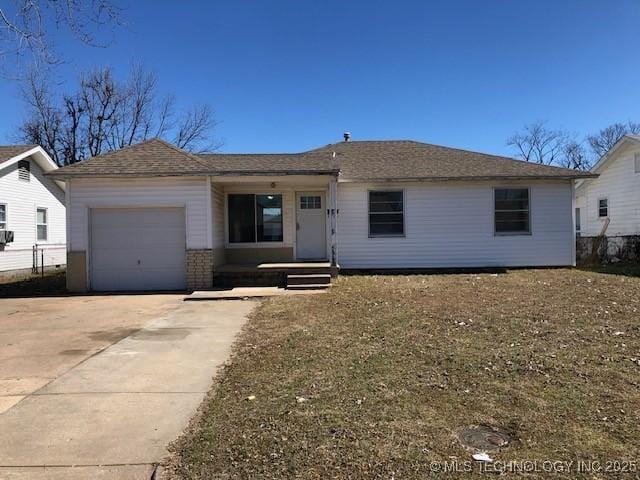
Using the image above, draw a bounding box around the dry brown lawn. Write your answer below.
[167,268,640,479]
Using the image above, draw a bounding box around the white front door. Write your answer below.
[296,192,326,260]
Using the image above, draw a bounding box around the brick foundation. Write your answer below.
[186,249,214,290]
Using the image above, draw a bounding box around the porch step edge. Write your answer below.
[286,283,331,290]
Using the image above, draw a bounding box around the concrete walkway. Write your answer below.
[0,297,256,479]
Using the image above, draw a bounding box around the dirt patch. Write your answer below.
[458,425,513,451]
[165,269,640,479]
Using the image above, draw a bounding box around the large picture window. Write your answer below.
[368,190,404,236]
[494,188,530,234]
[228,194,283,243]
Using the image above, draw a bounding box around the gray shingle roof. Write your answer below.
[50,138,595,180]
[304,140,594,180]
[49,138,212,177]
[0,145,37,165]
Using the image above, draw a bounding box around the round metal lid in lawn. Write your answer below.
[458,425,512,451]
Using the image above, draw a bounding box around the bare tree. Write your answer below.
[0,0,121,75]
[507,121,570,165]
[18,65,219,165]
[587,121,640,158]
[560,140,591,170]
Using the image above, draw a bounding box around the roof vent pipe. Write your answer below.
[343,132,351,142]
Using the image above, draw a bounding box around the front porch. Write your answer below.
[200,174,340,289]
[213,261,338,289]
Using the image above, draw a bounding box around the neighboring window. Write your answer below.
[575,207,581,233]
[18,160,30,181]
[256,194,283,242]
[228,194,283,243]
[368,190,404,236]
[0,204,6,230]
[300,195,321,209]
[36,207,47,241]
[494,188,530,234]
[634,153,640,173]
[598,198,608,218]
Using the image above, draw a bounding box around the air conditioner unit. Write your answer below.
[0,230,15,244]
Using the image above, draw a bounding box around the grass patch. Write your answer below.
[168,269,640,479]
[0,270,66,297]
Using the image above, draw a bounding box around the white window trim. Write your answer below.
[493,186,532,236]
[367,189,406,238]
[598,197,609,218]
[634,153,640,173]
[0,203,7,231]
[575,207,581,233]
[36,206,48,242]
[225,192,285,246]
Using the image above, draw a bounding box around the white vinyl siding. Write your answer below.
[67,177,209,252]
[576,142,640,236]
[211,183,225,248]
[0,156,66,272]
[337,180,574,268]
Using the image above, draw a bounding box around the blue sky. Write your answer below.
[1,0,639,155]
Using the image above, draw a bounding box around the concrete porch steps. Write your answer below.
[214,262,338,288]
[286,273,332,290]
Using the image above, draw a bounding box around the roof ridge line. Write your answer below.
[150,138,217,170]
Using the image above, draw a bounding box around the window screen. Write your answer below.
[495,188,530,234]
[575,207,581,232]
[368,191,404,236]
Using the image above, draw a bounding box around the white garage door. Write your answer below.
[90,208,186,291]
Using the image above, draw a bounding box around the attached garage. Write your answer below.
[90,207,187,291]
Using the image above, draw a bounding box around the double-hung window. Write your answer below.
[368,190,404,236]
[228,194,283,243]
[0,204,6,230]
[36,207,47,241]
[494,188,530,234]
[598,198,608,218]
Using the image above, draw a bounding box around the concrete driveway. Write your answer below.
[0,295,256,479]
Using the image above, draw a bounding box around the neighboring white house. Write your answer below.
[0,145,66,274]
[575,134,640,237]
[48,137,593,293]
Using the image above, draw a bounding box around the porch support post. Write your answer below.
[205,176,213,249]
[329,177,338,266]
